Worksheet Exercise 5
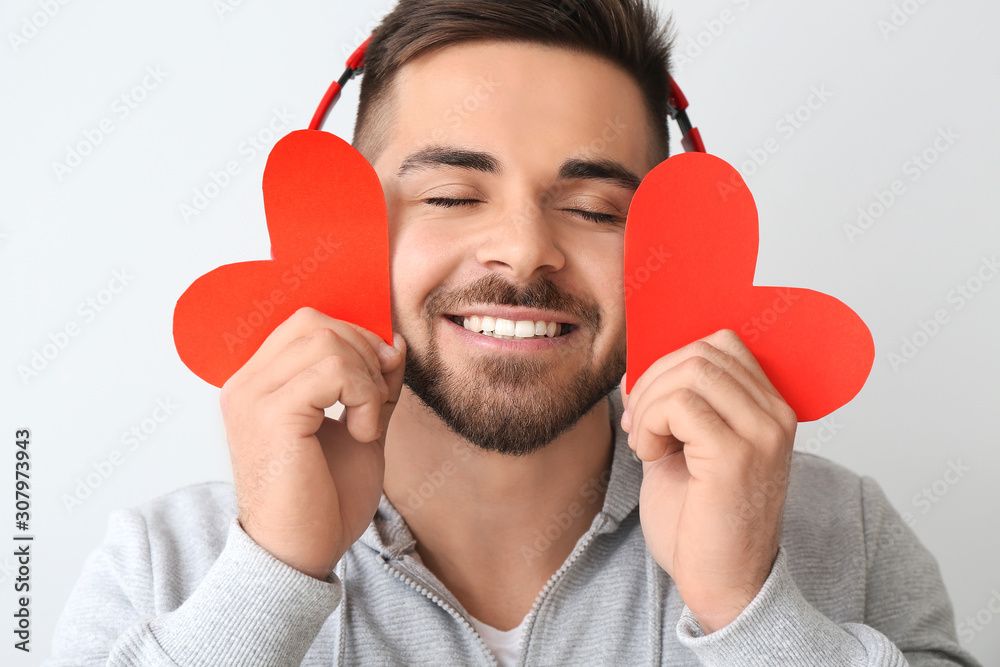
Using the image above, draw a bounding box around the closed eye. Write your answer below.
[424,197,481,208]
[568,209,621,225]
[422,198,621,225]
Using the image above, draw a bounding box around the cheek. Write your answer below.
[575,239,625,315]
[390,224,460,316]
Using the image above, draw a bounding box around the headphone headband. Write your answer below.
[310,35,705,154]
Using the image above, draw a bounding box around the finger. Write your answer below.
[632,389,745,467]
[702,329,780,398]
[379,333,407,407]
[628,339,773,418]
[628,355,777,453]
[236,308,388,387]
[343,321,402,374]
[273,354,384,443]
[353,332,408,448]
[316,321,390,387]
[235,307,334,378]
[701,330,798,430]
[302,320,388,396]
[231,306,387,399]
[252,327,388,401]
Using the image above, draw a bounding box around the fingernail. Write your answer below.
[378,340,399,359]
[631,449,641,464]
[622,407,631,431]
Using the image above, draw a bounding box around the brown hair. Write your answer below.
[352,0,676,167]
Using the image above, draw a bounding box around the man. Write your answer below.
[48,1,979,665]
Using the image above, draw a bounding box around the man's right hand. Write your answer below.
[218,307,406,580]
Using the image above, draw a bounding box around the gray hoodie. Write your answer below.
[47,391,980,666]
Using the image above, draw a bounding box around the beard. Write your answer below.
[398,273,626,457]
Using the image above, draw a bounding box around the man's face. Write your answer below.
[370,40,657,457]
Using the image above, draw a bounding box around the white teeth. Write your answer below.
[514,320,536,338]
[455,314,568,339]
[494,318,516,336]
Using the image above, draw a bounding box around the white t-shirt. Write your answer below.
[467,611,528,667]
[410,549,527,665]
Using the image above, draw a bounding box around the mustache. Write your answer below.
[424,273,601,329]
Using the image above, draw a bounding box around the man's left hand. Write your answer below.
[620,329,797,634]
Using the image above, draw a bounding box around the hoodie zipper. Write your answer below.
[514,514,607,665]
[382,560,499,666]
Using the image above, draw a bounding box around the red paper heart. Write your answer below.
[624,152,874,422]
[172,129,392,388]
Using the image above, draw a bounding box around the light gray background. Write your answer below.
[2,0,998,664]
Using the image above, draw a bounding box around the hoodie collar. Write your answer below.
[359,389,642,558]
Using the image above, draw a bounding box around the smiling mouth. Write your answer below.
[446,314,575,339]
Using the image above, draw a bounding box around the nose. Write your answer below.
[475,195,566,282]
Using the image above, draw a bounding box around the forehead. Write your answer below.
[378,40,655,176]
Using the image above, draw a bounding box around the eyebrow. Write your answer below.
[396,146,642,192]
[559,157,642,192]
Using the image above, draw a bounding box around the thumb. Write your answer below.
[376,332,407,438]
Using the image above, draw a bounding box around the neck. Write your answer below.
[382,387,614,627]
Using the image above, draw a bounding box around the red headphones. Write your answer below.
[309,35,706,154]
